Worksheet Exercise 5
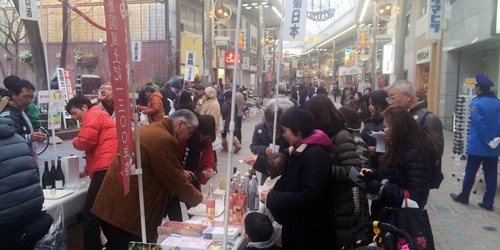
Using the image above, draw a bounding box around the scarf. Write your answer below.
[246,236,275,249]
[292,129,333,152]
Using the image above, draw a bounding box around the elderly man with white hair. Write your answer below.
[266,83,294,111]
[386,80,444,188]
[91,110,207,249]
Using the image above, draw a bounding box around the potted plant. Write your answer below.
[74,48,98,73]
[19,50,33,71]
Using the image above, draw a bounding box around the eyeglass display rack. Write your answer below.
[452,95,473,159]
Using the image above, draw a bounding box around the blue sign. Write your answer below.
[280,64,284,70]
[346,47,351,53]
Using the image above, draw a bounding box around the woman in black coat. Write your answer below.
[347,92,369,123]
[261,107,336,250]
[358,106,437,220]
[248,105,289,184]
[361,90,389,171]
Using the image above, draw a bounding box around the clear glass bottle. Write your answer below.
[206,184,215,225]
[248,175,259,211]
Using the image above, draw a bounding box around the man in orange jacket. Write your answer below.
[67,96,118,250]
[137,85,164,123]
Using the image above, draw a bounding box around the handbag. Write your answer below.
[384,190,435,250]
[17,213,54,245]
[212,136,222,151]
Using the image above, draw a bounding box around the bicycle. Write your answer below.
[36,127,50,156]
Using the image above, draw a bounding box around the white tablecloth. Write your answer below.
[44,189,87,221]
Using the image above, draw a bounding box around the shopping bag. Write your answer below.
[212,136,222,151]
[384,190,434,250]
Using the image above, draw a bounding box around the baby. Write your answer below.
[244,213,282,250]
[262,153,288,191]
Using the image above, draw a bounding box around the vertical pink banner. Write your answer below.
[103,0,133,195]
[267,72,272,81]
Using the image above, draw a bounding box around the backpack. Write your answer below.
[420,111,444,189]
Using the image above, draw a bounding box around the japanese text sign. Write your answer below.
[132,41,142,62]
[243,57,250,70]
[103,0,134,195]
[426,0,443,40]
[19,0,39,21]
[56,67,75,105]
[283,0,309,41]
[184,51,196,82]
[239,31,247,50]
[225,52,240,65]
[357,29,371,49]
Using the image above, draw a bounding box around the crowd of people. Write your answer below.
[1,73,499,250]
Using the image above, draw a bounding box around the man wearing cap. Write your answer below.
[450,74,500,211]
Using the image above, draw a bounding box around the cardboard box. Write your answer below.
[61,156,80,184]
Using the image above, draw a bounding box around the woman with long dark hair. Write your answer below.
[358,106,437,220]
[261,107,335,249]
[177,90,195,113]
[303,95,367,249]
[361,90,389,171]
[165,115,217,221]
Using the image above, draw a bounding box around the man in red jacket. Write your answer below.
[67,96,118,250]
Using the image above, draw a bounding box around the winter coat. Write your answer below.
[138,92,164,123]
[361,115,385,171]
[409,102,444,158]
[0,101,32,142]
[250,122,290,184]
[375,146,433,210]
[0,118,44,224]
[92,117,203,242]
[467,94,500,157]
[235,92,245,117]
[177,138,214,191]
[97,101,115,120]
[341,88,356,106]
[322,121,365,249]
[221,99,237,133]
[199,98,221,137]
[160,87,176,114]
[73,106,118,179]
[267,130,336,250]
[137,86,149,107]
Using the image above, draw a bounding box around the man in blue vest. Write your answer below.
[450,74,500,211]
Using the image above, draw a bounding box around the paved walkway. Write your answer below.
[40,96,500,249]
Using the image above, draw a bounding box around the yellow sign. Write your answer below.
[465,78,476,88]
[290,36,321,43]
[292,60,297,69]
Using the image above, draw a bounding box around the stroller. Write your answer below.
[341,221,416,250]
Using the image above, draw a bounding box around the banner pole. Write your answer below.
[272,0,285,147]
[223,0,242,248]
[122,0,147,242]
[39,0,58,161]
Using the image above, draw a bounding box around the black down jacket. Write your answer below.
[0,117,44,224]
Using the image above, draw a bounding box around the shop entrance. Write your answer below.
[415,62,430,102]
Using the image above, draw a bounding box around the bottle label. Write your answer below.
[207,199,215,208]
[255,197,259,209]
[55,180,63,189]
[45,185,52,189]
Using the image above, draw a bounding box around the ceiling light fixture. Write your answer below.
[317,24,357,48]
[359,0,371,23]
[251,3,258,6]
[272,6,282,18]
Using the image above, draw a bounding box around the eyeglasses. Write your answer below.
[184,122,195,136]
[385,92,408,102]
[22,95,35,101]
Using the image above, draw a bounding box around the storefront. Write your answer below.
[338,65,364,88]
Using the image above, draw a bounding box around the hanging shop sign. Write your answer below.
[357,29,371,49]
[250,74,255,86]
[218,68,225,79]
[426,0,443,40]
[184,51,196,82]
[416,45,432,64]
[19,0,39,21]
[239,31,247,50]
[382,44,395,74]
[283,0,309,41]
[292,60,297,68]
[267,72,272,81]
[345,47,351,67]
[289,36,321,43]
[225,52,240,65]
[103,0,134,195]
[243,57,250,70]
[131,41,142,62]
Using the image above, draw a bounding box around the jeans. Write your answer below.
[235,116,243,143]
[83,170,107,250]
[458,155,499,207]
[100,220,142,250]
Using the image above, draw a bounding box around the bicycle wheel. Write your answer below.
[36,127,50,156]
